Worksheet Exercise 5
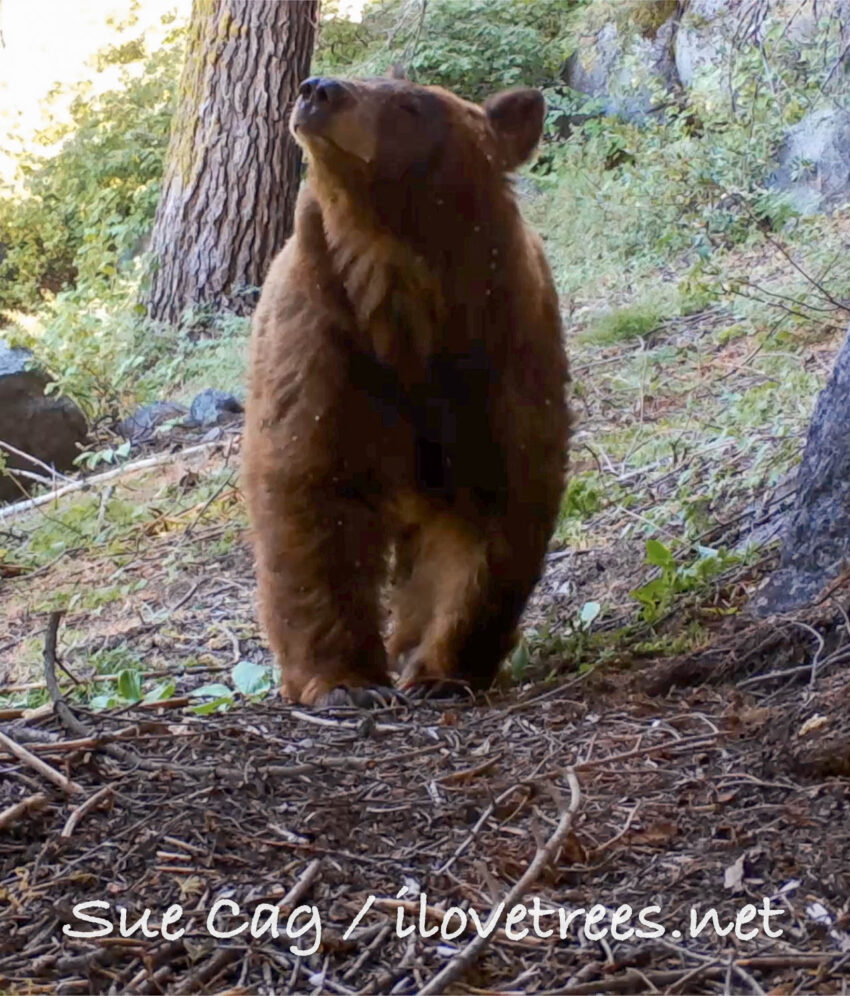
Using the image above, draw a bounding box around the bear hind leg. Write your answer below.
[391,512,502,693]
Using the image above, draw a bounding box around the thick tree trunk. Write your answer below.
[752,323,850,615]
[143,0,317,324]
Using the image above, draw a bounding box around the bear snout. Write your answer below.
[297,77,352,112]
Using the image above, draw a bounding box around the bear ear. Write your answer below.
[484,88,545,170]
[388,62,408,80]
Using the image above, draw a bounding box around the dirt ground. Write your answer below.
[2,455,850,993]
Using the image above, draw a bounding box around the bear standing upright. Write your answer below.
[243,75,570,706]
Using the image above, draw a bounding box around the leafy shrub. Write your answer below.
[0,15,184,314]
[317,0,582,101]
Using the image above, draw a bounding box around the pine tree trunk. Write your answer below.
[752,323,850,615]
[143,0,317,325]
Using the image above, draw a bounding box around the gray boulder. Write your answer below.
[753,325,850,614]
[674,0,732,89]
[565,16,679,121]
[0,340,88,501]
[187,389,243,427]
[771,107,850,215]
[116,401,188,445]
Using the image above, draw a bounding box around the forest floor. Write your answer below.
[2,287,850,993]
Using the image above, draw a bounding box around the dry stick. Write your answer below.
[291,709,408,734]
[61,784,113,838]
[571,733,716,774]
[42,612,189,776]
[173,948,240,996]
[418,768,581,996]
[436,782,526,875]
[0,439,76,484]
[0,792,48,830]
[42,612,90,741]
[0,441,223,521]
[279,858,322,910]
[436,752,502,786]
[0,730,83,794]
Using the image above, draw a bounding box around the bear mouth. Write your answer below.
[290,107,375,165]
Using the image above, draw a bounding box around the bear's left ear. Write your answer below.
[484,88,545,170]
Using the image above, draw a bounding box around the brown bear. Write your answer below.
[243,75,569,706]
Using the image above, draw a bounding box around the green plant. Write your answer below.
[583,301,668,345]
[631,539,738,623]
[315,0,579,101]
[90,671,175,711]
[0,14,184,314]
[189,660,274,715]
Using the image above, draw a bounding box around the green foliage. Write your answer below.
[316,0,581,102]
[631,539,738,623]
[0,15,184,314]
[189,661,274,714]
[584,300,667,345]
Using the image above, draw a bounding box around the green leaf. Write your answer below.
[645,539,676,570]
[579,601,601,627]
[231,660,272,697]
[509,639,530,680]
[190,696,233,715]
[189,683,234,700]
[142,680,176,703]
[116,668,142,701]
[89,693,119,710]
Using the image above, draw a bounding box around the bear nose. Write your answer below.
[298,77,348,109]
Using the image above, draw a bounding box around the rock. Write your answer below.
[116,401,188,445]
[674,0,733,89]
[564,15,679,122]
[752,325,850,615]
[0,340,88,501]
[771,107,850,215]
[187,389,243,427]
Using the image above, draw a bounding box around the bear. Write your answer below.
[242,74,570,706]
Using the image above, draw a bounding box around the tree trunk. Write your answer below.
[752,323,850,615]
[143,0,317,325]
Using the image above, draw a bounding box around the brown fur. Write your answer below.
[242,77,570,705]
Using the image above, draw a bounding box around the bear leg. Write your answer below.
[254,488,394,705]
[394,510,546,693]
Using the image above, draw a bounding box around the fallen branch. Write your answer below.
[279,858,322,911]
[61,785,113,838]
[0,441,224,521]
[0,439,76,485]
[418,768,581,996]
[0,730,83,794]
[0,792,48,830]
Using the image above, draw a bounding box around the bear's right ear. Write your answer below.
[388,63,408,80]
[484,88,545,171]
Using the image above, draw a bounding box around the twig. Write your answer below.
[0,441,224,521]
[61,785,113,838]
[418,769,581,996]
[279,858,322,910]
[0,730,83,794]
[570,733,717,773]
[42,612,90,740]
[173,948,239,995]
[436,782,525,875]
[436,752,502,785]
[0,792,48,830]
[0,439,76,484]
[291,709,408,734]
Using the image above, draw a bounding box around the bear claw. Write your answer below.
[315,685,410,709]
